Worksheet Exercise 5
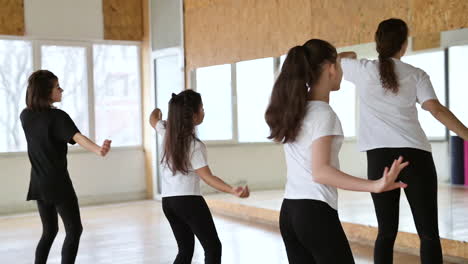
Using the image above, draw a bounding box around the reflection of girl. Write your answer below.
[265,39,408,263]
[150,90,249,264]
[20,70,112,264]
[340,18,468,263]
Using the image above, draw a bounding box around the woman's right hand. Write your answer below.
[374,156,409,193]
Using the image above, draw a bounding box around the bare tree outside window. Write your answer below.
[41,46,89,136]
[93,45,141,146]
[0,40,32,152]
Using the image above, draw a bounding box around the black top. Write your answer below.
[20,108,80,201]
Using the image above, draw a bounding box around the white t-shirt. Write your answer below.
[341,58,438,152]
[283,101,343,210]
[156,121,208,197]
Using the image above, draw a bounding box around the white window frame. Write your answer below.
[0,35,144,155]
[193,56,358,145]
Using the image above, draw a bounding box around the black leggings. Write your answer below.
[35,197,83,264]
[162,196,222,264]
[367,148,442,264]
[279,199,355,264]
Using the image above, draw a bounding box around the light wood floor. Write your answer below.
[0,200,430,264]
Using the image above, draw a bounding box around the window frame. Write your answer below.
[0,35,143,154]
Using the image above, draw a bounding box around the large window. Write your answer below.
[236,58,275,142]
[196,64,233,141]
[93,45,142,146]
[449,45,468,133]
[330,80,356,137]
[402,50,446,139]
[0,38,142,153]
[0,40,32,152]
[42,45,89,136]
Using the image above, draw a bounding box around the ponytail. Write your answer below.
[162,90,202,174]
[265,39,337,143]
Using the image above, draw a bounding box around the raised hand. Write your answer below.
[375,156,409,193]
[99,139,112,157]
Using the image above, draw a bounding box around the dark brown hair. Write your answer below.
[375,18,409,93]
[162,89,203,175]
[265,39,337,143]
[26,70,58,111]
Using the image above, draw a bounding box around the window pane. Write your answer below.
[196,64,233,141]
[155,55,183,117]
[42,45,89,136]
[402,51,446,139]
[330,80,356,137]
[449,45,468,133]
[0,40,32,152]
[237,58,274,142]
[93,45,142,146]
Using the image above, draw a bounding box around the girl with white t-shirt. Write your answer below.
[340,18,468,264]
[265,39,409,264]
[149,90,249,264]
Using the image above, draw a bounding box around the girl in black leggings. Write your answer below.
[341,18,468,263]
[265,39,409,264]
[21,70,112,264]
[149,90,249,264]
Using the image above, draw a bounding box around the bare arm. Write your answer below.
[338,51,357,59]
[195,166,249,198]
[311,136,408,193]
[422,99,468,140]
[72,133,111,157]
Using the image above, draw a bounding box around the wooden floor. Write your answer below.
[206,184,468,242]
[0,200,431,264]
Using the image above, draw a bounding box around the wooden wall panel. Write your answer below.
[0,0,24,36]
[410,0,468,35]
[103,0,143,41]
[185,0,468,71]
[412,32,441,51]
[275,0,314,55]
[184,0,241,70]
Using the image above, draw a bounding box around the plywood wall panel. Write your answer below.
[276,0,314,55]
[185,0,468,70]
[103,0,143,41]
[410,0,468,35]
[184,0,241,69]
[0,0,24,36]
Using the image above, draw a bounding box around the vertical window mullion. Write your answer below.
[87,44,96,141]
[232,63,239,143]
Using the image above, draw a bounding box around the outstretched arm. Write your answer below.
[311,136,408,193]
[422,99,468,140]
[73,133,111,157]
[338,51,357,60]
[195,166,249,198]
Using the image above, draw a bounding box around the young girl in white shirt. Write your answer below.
[340,18,468,264]
[150,90,249,264]
[265,39,409,264]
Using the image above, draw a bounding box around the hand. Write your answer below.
[232,185,250,198]
[99,139,112,157]
[149,108,162,128]
[374,156,409,193]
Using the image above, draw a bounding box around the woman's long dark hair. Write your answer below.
[265,39,337,143]
[375,18,408,93]
[162,89,203,175]
[26,70,58,111]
